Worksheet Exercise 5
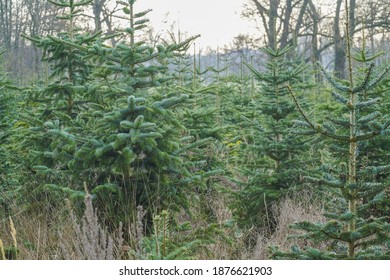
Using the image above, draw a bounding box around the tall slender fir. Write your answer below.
[234,45,308,227]
[272,2,390,259]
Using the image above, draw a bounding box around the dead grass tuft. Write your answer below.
[252,190,327,259]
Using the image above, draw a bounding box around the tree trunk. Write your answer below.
[308,0,322,83]
[279,0,292,48]
[334,0,346,79]
[268,0,279,50]
[93,0,105,32]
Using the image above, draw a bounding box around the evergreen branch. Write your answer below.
[47,0,72,7]
[73,0,93,7]
[134,53,159,64]
[292,120,313,128]
[165,35,201,53]
[304,176,343,188]
[352,50,385,62]
[360,182,384,188]
[244,61,263,80]
[317,130,350,142]
[175,138,214,154]
[20,34,41,44]
[367,66,390,89]
[357,193,386,211]
[358,112,381,124]
[134,9,153,18]
[291,221,344,242]
[362,165,390,175]
[287,85,316,131]
[176,86,216,94]
[352,63,374,93]
[203,66,230,74]
[290,129,317,136]
[46,35,125,63]
[288,85,349,141]
[331,91,348,104]
[82,31,103,43]
[317,63,349,92]
[323,123,336,134]
[152,95,188,109]
[355,98,380,109]
[325,116,349,127]
[355,131,382,141]
[240,115,265,133]
[353,223,389,248]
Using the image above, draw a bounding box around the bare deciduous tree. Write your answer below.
[244,0,390,78]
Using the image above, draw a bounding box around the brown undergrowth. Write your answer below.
[0,188,326,260]
[251,189,327,259]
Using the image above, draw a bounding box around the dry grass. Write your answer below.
[251,190,327,259]
[0,205,67,259]
[58,193,118,260]
[1,186,329,260]
[186,190,254,260]
[0,187,122,260]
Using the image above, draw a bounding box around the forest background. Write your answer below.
[0,0,389,260]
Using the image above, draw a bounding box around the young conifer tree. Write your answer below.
[14,0,106,208]
[271,2,390,259]
[0,48,16,209]
[31,0,211,230]
[175,46,227,221]
[24,0,104,117]
[234,45,307,227]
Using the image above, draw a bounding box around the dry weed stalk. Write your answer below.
[59,184,120,260]
[0,239,5,260]
[124,205,146,259]
[9,217,17,253]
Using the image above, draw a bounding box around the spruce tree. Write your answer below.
[0,57,26,261]
[16,0,213,232]
[14,0,105,210]
[271,4,390,259]
[217,56,255,170]
[0,48,16,210]
[176,49,226,222]
[23,0,104,117]
[234,45,307,227]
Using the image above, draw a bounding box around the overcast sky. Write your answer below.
[135,0,256,50]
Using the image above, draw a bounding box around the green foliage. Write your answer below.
[272,34,390,259]
[233,45,309,227]
[13,0,215,236]
[69,94,197,226]
[0,0,389,261]
[22,0,106,118]
[129,210,220,260]
[0,48,18,209]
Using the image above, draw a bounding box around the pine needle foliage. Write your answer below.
[0,48,18,211]
[234,45,308,227]
[14,0,210,236]
[23,0,103,117]
[70,94,193,227]
[271,3,390,259]
[128,210,223,260]
[14,0,105,211]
